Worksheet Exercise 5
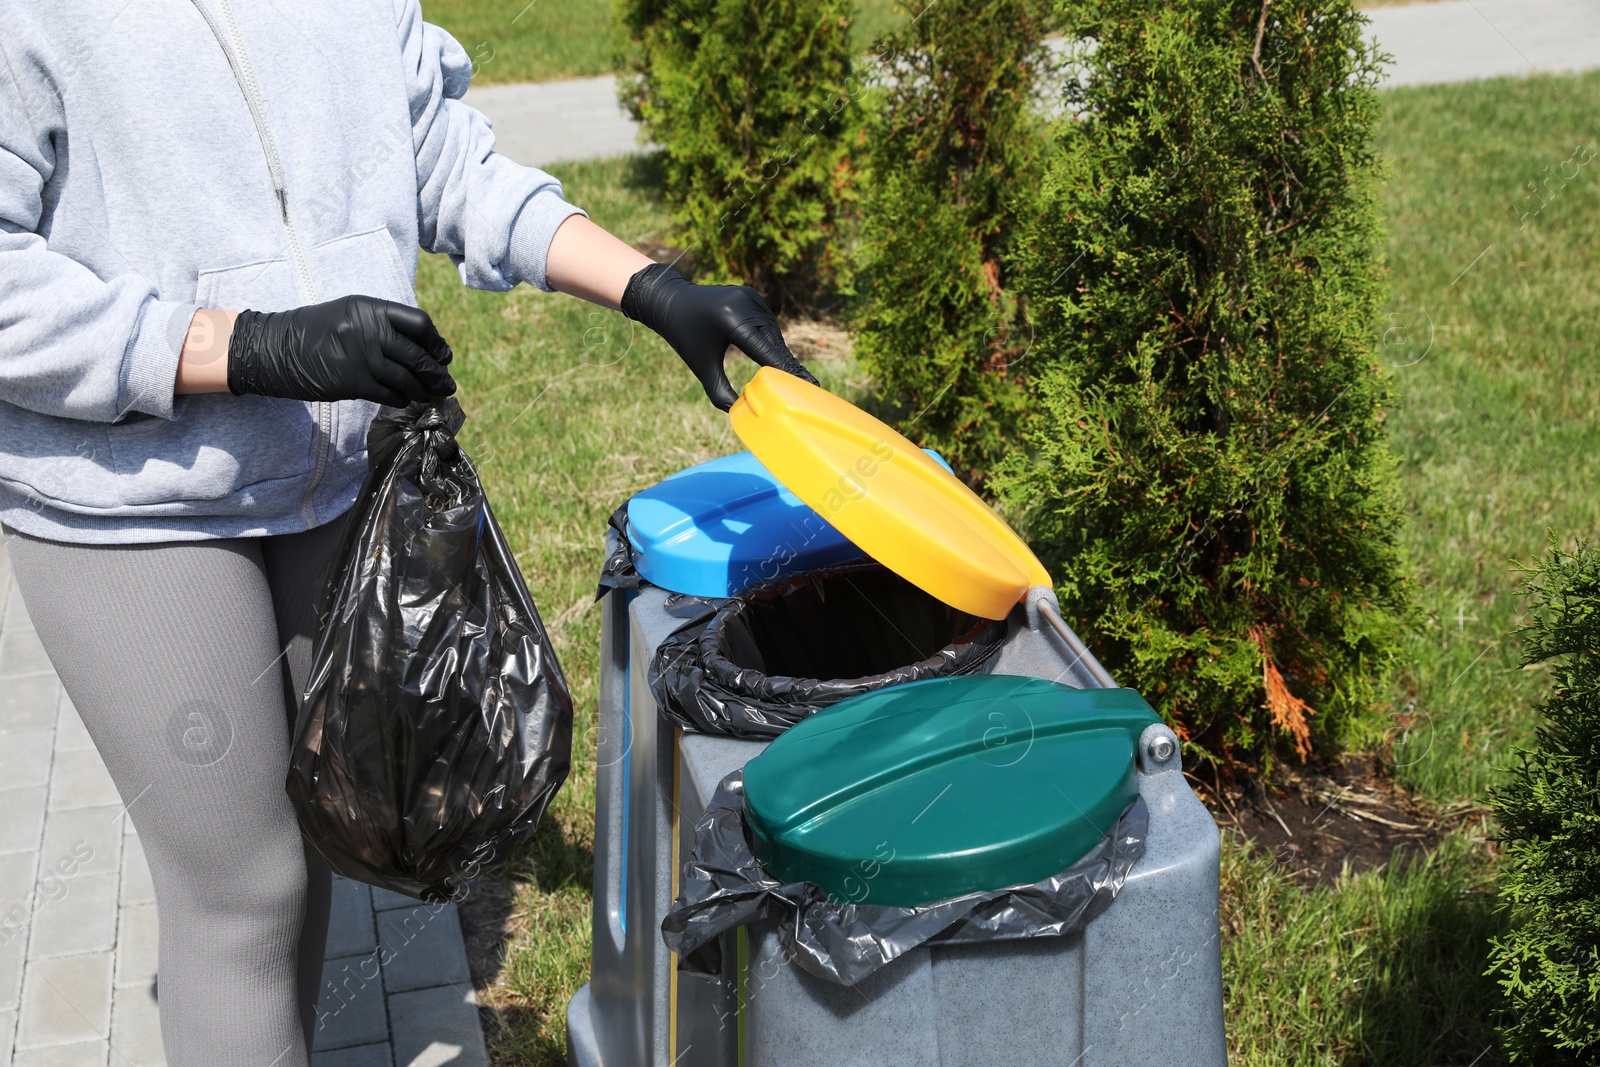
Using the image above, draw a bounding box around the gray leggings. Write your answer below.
[4,515,350,1067]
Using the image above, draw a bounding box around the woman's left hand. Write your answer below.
[619,263,819,411]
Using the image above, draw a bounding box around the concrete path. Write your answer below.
[0,538,487,1067]
[465,0,1600,170]
[1374,0,1600,88]
[465,75,651,171]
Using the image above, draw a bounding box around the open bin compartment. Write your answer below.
[650,560,1008,739]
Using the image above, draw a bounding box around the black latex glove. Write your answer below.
[227,295,456,406]
[619,263,820,411]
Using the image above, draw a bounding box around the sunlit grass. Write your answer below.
[1375,70,1600,802]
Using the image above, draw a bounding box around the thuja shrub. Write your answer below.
[993,0,1408,769]
[1489,540,1600,1063]
[614,0,860,307]
[846,0,1053,483]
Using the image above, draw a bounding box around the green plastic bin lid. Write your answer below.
[741,675,1162,908]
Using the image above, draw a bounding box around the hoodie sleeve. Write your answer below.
[0,40,195,423]
[396,0,588,293]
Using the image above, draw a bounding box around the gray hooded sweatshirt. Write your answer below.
[0,0,589,543]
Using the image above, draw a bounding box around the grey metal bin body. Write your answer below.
[568,549,1228,1067]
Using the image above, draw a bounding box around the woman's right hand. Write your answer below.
[221,295,456,406]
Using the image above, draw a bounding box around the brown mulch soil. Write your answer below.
[1199,753,1492,886]
[777,315,853,364]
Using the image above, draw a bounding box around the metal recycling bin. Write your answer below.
[565,450,1227,1066]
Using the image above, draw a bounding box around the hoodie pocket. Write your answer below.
[108,255,312,497]
[193,255,303,313]
[309,227,414,304]
[108,229,417,501]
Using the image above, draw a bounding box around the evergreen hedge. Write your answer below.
[846,0,1053,483]
[993,0,1409,768]
[1489,540,1600,1063]
[614,0,860,308]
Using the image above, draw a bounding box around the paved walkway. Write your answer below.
[0,538,486,1067]
[465,0,1600,169]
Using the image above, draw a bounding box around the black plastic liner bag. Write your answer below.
[662,770,1148,986]
[593,501,647,600]
[290,399,574,902]
[649,560,1007,739]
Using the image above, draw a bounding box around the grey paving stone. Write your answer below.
[0,591,29,633]
[26,872,117,959]
[312,1042,391,1067]
[0,1009,13,1059]
[0,787,46,854]
[16,951,112,1048]
[118,838,156,908]
[0,851,36,909]
[368,887,418,912]
[0,913,26,1013]
[313,953,388,1051]
[113,904,158,991]
[46,749,118,812]
[0,850,34,1003]
[377,905,470,994]
[13,1040,108,1066]
[0,676,58,733]
[325,878,376,959]
[0,732,52,791]
[39,806,122,877]
[109,982,165,1067]
[387,985,488,1067]
[0,632,52,679]
[53,696,93,754]
[1,592,31,633]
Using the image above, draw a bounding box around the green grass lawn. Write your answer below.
[421,0,906,84]
[416,69,1600,1066]
[1379,70,1600,804]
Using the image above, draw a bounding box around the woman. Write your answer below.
[0,2,812,1062]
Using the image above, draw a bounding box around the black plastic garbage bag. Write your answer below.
[593,502,647,600]
[649,560,1007,739]
[662,771,1147,986]
[290,399,573,902]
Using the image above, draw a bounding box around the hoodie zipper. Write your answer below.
[188,0,332,527]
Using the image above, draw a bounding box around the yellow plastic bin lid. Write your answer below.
[729,368,1051,621]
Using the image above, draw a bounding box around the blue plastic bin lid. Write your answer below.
[626,450,952,598]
